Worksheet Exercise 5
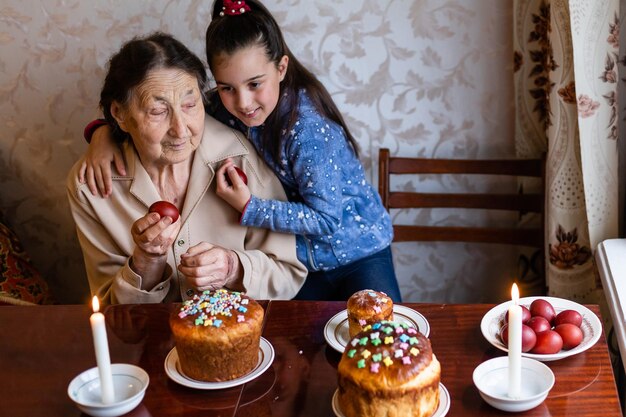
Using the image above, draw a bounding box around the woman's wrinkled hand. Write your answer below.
[178,242,243,292]
[215,158,251,212]
[131,212,181,259]
[78,124,127,198]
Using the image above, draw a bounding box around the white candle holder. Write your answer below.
[68,363,149,417]
[473,356,554,412]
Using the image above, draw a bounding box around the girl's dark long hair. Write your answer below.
[205,0,359,165]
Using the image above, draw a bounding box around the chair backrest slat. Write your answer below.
[392,225,543,247]
[388,192,543,212]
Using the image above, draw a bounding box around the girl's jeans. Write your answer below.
[294,246,402,302]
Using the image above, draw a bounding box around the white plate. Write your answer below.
[480,296,602,361]
[164,337,274,389]
[324,305,430,353]
[331,382,450,417]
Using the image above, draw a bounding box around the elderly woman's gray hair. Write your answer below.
[100,32,209,143]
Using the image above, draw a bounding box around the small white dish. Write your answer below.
[331,382,450,417]
[67,363,149,417]
[480,296,601,361]
[324,305,430,353]
[473,356,554,412]
[164,337,274,389]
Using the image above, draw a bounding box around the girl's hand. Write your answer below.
[78,124,126,198]
[178,242,243,292]
[215,159,251,212]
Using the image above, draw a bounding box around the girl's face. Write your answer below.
[111,68,205,168]
[211,45,288,128]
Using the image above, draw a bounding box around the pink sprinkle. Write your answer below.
[178,312,187,318]
[395,327,404,334]
[408,328,417,334]
[373,306,381,313]
[370,363,380,373]
[402,356,411,364]
[359,319,367,325]
[237,315,245,322]
[400,342,409,350]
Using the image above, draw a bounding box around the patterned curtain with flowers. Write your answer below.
[514,0,619,308]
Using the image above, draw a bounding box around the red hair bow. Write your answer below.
[220,0,251,16]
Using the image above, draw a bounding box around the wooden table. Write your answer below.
[0,301,621,417]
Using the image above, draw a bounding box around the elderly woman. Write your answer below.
[67,32,306,304]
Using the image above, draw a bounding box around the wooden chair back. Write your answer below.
[378,149,546,248]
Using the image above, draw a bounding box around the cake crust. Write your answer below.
[169,290,264,382]
[347,290,394,338]
[337,320,440,417]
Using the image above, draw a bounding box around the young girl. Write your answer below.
[81,0,401,302]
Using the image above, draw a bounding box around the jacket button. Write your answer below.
[178,239,185,246]
[186,289,194,297]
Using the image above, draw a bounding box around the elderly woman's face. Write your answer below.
[113,68,205,166]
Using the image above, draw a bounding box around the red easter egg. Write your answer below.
[225,166,248,186]
[148,201,180,222]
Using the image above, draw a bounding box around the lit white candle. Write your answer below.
[90,296,115,404]
[508,283,522,398]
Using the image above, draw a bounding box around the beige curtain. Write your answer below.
[514,0,619,309]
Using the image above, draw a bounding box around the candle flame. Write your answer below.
[92,296,100,313]
[511,283,519,304]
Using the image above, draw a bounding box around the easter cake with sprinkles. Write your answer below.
[170,289,264,382]
[346,289,394,338]
[337,320,440,417]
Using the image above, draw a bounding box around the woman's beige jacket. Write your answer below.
[67,115,307,304]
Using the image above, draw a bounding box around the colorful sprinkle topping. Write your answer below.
[344,320,428,374]
[178,289,250,327]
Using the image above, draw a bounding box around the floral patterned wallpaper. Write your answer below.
[1,0,530,304]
